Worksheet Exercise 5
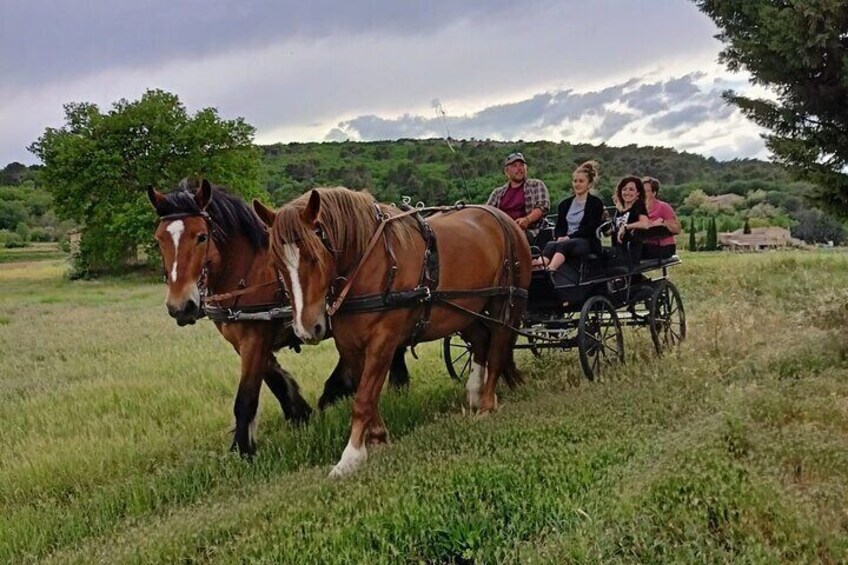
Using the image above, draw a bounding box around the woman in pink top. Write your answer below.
[640,177,681,260]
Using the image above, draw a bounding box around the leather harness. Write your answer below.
[326,203,528,346]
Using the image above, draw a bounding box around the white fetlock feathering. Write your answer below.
[328,439,368,478]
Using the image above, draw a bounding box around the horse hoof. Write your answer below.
[287,402,313,426]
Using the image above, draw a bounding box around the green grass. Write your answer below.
[0,250,846,563]
[0,242,66,264]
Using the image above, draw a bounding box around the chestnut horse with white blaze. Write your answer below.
[148,179,410,457]
[256,188,531,477]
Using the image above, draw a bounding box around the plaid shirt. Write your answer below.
[486,178,551,234]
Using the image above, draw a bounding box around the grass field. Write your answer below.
[0,248,846,563]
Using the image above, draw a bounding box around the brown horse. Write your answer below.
[148,179,410,457]
[257,188,531,476]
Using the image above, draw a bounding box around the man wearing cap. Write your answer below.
[486,152,551,239]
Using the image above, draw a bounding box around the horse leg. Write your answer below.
[263,357,312,424]
[387,346,410,390]
[329,340,394,478]
[317,357,357,410]
[460,322,491,411]
[231,337,269,458]
[480,321,523,413]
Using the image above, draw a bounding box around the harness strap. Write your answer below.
[326,206,426,316]
[336,286,528,314]
[205,303,292,322]
[206,279,281,304]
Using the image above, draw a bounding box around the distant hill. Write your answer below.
[258,139,809,213]
[5,139,842,247]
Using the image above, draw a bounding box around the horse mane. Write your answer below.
[271,187,419,271]
[152,179,268,250]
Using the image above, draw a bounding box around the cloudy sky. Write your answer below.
[1,0,769,166]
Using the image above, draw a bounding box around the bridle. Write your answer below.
[157,210,215,309]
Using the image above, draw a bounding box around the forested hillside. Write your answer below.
[3,138,844,252]
[260,139,831,237]
[261,139,797,205]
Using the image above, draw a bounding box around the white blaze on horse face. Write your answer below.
[166,220,185,283]
[466,362,485,409]
[281,243,308,339]
[329,439,368,478]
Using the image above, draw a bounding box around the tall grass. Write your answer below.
[0,251,846,563]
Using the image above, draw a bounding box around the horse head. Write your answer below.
[258,189,335,344]
[148,179,221,326]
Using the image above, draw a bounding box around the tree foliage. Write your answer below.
[688,218,698,251]
[695,0,848,217]
[28,89,262,273]
[791,208,846,244]
[705,217,719,251]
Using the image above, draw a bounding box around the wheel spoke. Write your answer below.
[451,348,470,366]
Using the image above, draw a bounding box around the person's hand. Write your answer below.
[617,225,626,243]
[557,236,569,242]
[516,216,529,230]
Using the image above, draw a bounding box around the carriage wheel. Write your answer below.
[443,334,473,381]
[648,280,686,355]
[578,295,624,381]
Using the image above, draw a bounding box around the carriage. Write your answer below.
[443,219,686,382]
[152,181,684,471]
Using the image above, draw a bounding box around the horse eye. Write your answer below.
[197,233,208,244]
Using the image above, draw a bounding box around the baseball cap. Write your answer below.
[504,152,526,166]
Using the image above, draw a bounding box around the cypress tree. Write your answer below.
[743,218,751,234]
[688,217,697,251]
[706,217,718,250]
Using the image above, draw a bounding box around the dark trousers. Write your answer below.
[642,244,676,260]
[542,237,592,260]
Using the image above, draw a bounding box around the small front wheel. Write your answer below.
[578,295,624,381]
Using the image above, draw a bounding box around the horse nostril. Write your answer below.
[314,323,324,337]
[184,301,199,315]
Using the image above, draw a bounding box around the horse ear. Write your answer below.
[147,185,165,210]
[195,179,213,210]
[253,199,277,228]
[302,189,321,225]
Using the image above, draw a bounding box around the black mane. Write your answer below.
[152,179,268,250]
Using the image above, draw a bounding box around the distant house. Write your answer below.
[718,227,803,252]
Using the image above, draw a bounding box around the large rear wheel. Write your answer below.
[578,295,624,381]
[648,280,686,355]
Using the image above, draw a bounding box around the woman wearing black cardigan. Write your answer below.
[540,160,605,272]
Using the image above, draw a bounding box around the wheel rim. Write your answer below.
[650,282,686,355]
[443,335,473,381]
[579,297,624,381]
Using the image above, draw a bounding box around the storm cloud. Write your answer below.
[1,0,767,165]
[328,73,766,159]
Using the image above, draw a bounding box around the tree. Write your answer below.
[688,217,697,251]
[743,218,751,234]
[705,217,718,251]
[791,208,846,244]
[28,89,262,273]
[695,1,848,217]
